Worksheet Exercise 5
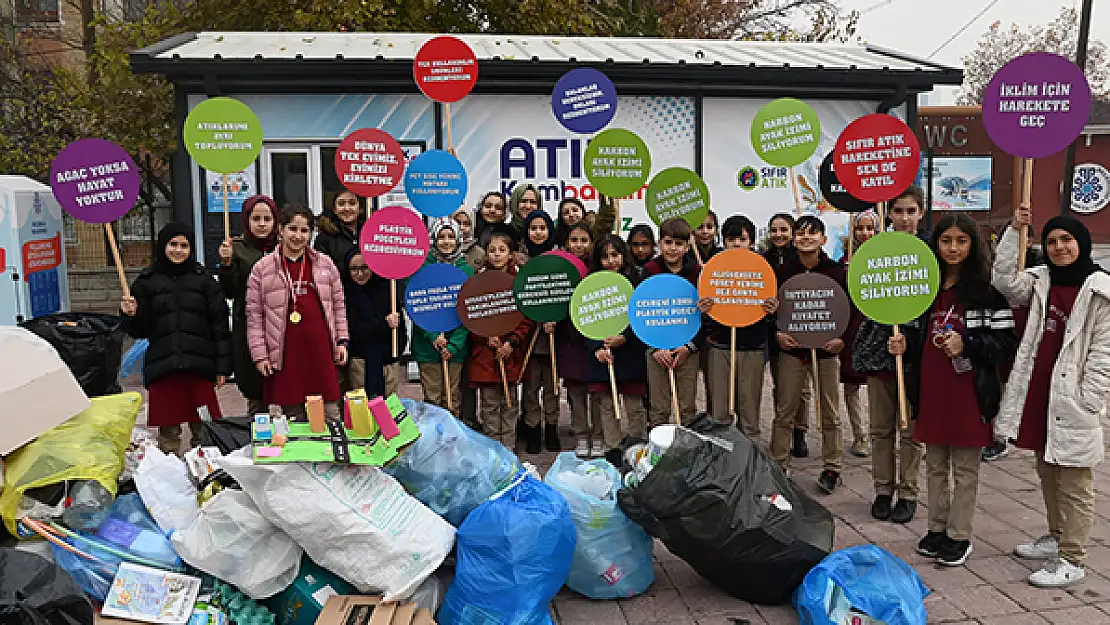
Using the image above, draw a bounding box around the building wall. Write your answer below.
[68,268,139,314]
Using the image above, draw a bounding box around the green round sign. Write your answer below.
[847,232,941,325]
[645,167,710,227]
[750,97,821,168]
[183,97,264,173]
[583,129,651,198]
[570,271,635,340]
[513,255,582,323]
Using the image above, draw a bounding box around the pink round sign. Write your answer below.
[360,206,430,280]
[544,250,588,279]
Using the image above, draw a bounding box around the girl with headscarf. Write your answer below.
[218,195,278,415]
[121,223,231,453]
[992,207,1110,589]
[838,208,880,458]
[518,209,560,454]
[342,247,408,398]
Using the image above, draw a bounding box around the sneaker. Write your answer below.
[937,538,973,566]
[589,439,605,458]
[1014,534,1060,560]
[850,438,871,457]
[817,470,841,494]
[1028,559,1086,588]
[889,499,917,524]
[791,429,809,458]
[871,495,893,521]
[575,438,590,458]
[982,441,1011,462]
[917,531,948,557]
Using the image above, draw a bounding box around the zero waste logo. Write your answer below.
[738,167,759,191]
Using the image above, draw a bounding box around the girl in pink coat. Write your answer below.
[247,204,349,421]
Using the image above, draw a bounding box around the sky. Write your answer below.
[838,0,1108,103]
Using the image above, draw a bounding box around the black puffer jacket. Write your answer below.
[314,212,364,271]
[122,265,232,387]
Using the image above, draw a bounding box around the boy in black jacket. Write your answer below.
[342,248,408,398]
[771,216,846,493]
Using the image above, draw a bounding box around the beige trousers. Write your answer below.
[843,382,867,441]
[771,352,811,430]
[771,354,842,471]
[419,362,463,418]
[1037,455,1096,566]
[346,358,402,398]
[522,357,560,427]
[699,343,713,418]
[481,385,516,450]
[593,391,649,448]
[708,348,765,437]
[925,444,981,541]
[868,376,924,500]
[646,350,699,428]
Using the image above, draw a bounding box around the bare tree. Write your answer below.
[653,0,847,40]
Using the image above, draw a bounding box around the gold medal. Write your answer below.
[289,310,302,324]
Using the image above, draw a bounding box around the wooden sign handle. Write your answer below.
[445,102,455,154]
[222,174,231,242]
[689,235,704,266]
[811,348,822,432]
[728,327,737,423]
[105,223,130,299]
[608,361,622,421]
[893,324,909,430]
[517,329,540,384]
[549,332,559,390]
[1018,158,1034,270]
[390,279,399,358]
[668,364,681,426]
[499,359,512,409]
[443,359,453,412]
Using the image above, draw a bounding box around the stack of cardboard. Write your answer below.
[316,596,435,625]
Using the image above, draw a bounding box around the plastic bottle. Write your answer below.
[61,480,114,531]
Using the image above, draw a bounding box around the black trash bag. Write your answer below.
[617,413,834,605]
[0,548,94,625]
[200,417,253,454]
[20,313,124,397]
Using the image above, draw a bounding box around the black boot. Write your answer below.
[524,424,542,455]
[544,424,562,452]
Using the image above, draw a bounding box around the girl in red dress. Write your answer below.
[120,223,231,454]
[889,213,1017,567]
[246,205,349,421]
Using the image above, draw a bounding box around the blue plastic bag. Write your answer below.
[544,452,654,599]
[385,400,522,526]
[438,473,576,625]
[794,545,929,625]
[120,339,148,378]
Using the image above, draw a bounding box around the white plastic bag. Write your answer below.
[171,489,302,599]
[134,447,199,532]
[217,456,455,601]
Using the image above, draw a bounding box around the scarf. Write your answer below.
[430,218,463,264]
[523,210,556,258]
[154,222,198,277]
[242,195,278,252]
[1042,216,1103,287]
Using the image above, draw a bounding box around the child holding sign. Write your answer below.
[770,216,846,493]
[643,218,702,427]
[342,247,407,398]
[992,209,1110,588]
[554,196,617,247]
[627,225,657,269]
[247,205,349,422]
[520,210,561,454]
[561,224,603,457]
[839,209,880,458]
[413,219,474,420]
[889,214,1016,567]
[120,223,231,453]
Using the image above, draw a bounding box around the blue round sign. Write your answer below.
[405,263,468,333]
[551,68,618,134]
[628,274,702,350]
[404,150,469,217]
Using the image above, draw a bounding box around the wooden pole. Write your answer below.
[789,166,802,216]
[445,102,454,153]
[608,361,622,421]
[517,329,540,384]
[729,327,737,423]
[499,359,512,409]
[878,201,886,231]
[443,359,453,413]
[893,324,909,429]
[105,223,130,298]
[390,279,399,358]
[549,332,559,390]
[668,364,681,426]
[1018,158,1034,270]
[222,174,230,241]
[848,214,856,257]
[811,348,822,429]
[613,198,621,235]
[689,235,704,266]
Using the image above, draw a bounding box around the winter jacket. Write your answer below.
[246,248,349,370]
[410,255,474,364]
[837,255,867,384]
[218,238,268,399]
[642,255,705,353]
[993,227,1110,467]
[343,256,409,366]
[466,267,535,384]
[771,251,848,360]
[313,212,363,272]
[122,264,232,387]
[852,232,930,376]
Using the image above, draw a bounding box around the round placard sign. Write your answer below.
[182,97,263,174]
[832,114,921,204]
[544,250,588,279]
[819,151,875,213]
[751,98,821,168]
[414,36,479,103]
[336,128,405,198]
[697,249,778,328]
[583,129,651,198]
[513,255,582,323]
[570,271,635,341]
[359,206,430,280]
[552,68,618,134]
[777,273,851,350]
[404,149,469,218]
[645,167,710,228]
[1070,163,1110,215]
[628,274,702,351]
[457,270,525,338]
[49,139,141,224]
[405,263,468,333]
[847,232,941,326]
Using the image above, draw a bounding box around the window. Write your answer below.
[15,0,59,23]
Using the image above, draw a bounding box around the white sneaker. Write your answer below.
[589,440,605,458]
[575,438,590,458]
[1028,559,1085,588]
[1014,534,1060,560]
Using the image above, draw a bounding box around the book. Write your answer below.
[101,563,202,625]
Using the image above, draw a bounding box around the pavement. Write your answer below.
[125,370,1110,625]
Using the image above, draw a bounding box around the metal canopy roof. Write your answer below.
[132,32,963,97]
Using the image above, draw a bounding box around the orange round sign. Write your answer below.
[697,249,778,327]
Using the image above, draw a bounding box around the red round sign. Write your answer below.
[832,114,921,204]
[335,128,405,198]
[414,36,478,103]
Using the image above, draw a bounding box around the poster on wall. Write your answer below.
[205,165,257,213]
[377,142,426,212]
[915,156,992,212]
[703,99,901,259]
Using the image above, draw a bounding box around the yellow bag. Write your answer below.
[1,392,142,535]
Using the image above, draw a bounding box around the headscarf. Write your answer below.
[154,222,197,277]
[430,218,463,264]
[1042,216,1103,287]
[452,206,476,246]
[241,194,278,252]
[509,184,543,220]
[523,210,556,258]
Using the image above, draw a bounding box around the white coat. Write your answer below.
[992,227,1110,468]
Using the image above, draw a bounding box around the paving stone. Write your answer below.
[923,594,965,623]
[1067,572,1110,604]
[1039,605,1110,624]
[693,616,767,625]
[935,585,1023,618]
[553,597,626,624]
[618,589,696,625]
[997,582,1083,611]
[662,559,704,590]
[967,556,1042,584]
[915,565,986,593]
[976,613,1050,625]
[675,584,762,619]
[753,603,800,625]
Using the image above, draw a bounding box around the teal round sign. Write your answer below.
[847,232,941,325]
[583,129,651,198]
[751,98,821,168]
[645,167,710,228]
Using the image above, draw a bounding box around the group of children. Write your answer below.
[119,182,1110,589]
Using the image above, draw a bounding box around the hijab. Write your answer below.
[509,184,543,221]
[523,210,556,258]
[241,194,278,252]
[154,222,198,277]
[1042,216,1103,287]
[430,218,463,264]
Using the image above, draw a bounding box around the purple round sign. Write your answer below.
[552,68,617,134]
[982,52,1092,159]
[50,139,140,223]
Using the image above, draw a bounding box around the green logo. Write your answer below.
[847,232,940,325]
[737,166,760,191]
[183,97,264,173]
[750,98,821,168]
[584,129,651,198]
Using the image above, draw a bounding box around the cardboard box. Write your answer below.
[315,595,435,625]
[266,556,356,625]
